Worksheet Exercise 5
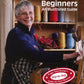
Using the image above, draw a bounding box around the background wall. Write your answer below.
[78,0,84,22]
[0,0,12,82]
[77,0,84,26]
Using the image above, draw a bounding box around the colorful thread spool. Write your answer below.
[59,11,65,22]
[58,32,66,49]
[43,8,48,22]
[66,33,75,49]
[52,33,58,40]
[52,33,59,45]
[65,11,75,23]
[49,7,58,22]
[34,5,41,22]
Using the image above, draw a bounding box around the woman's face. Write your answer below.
[16,6,34,30]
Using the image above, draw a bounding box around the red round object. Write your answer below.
[42,67,76,84]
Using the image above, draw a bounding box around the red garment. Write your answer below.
[34,34,39,42]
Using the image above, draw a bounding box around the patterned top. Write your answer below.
[12,57,40,84]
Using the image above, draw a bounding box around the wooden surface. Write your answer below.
[81,27,84,40]
[76,59,83,84]
[44,49,75,51]
[15,21,76,25]
[81,78,84,84]
[15,20,76,25]
[78,26,84,40]
[30,69,42,84]
[78,0,84,21]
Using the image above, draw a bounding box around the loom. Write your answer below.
[72,26,84,84]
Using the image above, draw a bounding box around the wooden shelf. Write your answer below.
[44,49,76,52]
[34,22,76,25]
[15,21,76,25]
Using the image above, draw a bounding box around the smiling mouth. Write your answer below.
[24,20,32,23]
[24,18,31,21]
[24,19,31,21]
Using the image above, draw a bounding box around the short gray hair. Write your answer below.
[15,0,34,16]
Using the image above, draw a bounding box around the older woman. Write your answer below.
[1,0,79,84]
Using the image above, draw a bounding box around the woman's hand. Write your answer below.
[63,52,79,61]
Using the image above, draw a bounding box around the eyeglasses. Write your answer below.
[18,12,33,16]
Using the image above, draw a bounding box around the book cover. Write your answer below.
[0,0,84,84]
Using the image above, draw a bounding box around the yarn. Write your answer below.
[58,32,66,49]
[42,8,48,22]
[34,5,41,22]
[49,7,58,22]
[52,33,58,40]
[59,11,65,22]
[52,33,59,46]
[66,33,75,49]
[65,11,75,23]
